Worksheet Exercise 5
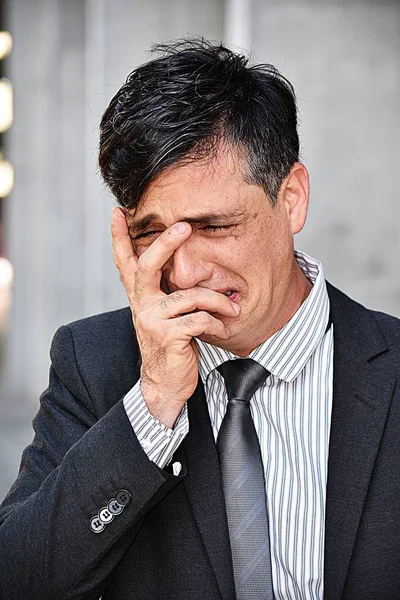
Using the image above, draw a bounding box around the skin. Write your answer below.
[111,149,311,427]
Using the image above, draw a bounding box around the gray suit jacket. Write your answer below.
[1,283,400,599]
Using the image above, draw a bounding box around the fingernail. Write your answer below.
[171,222,187,235]
[232,303,240,314]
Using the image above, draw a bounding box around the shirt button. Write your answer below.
[108,498,124,515]
[116,490,131,506]
[90,516,105,534]
[99,506,114,524]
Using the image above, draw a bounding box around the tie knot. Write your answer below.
[217,359,270,403]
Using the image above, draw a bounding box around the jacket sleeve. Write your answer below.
[0,324,185,600]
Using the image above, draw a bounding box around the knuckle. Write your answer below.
[171,290,185,303]
[197,311,213,325]
[137,254,150,273]
[159,290,186,310]
[160,296,170,311]
[159,294,177,311]
[183,287,197,299]
[112,254,123,272]
[181,314,196,328]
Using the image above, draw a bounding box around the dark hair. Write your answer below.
[99,39,299,209]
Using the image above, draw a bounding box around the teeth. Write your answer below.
[225,291,233,297]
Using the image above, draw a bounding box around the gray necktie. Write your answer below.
[217,359,274,600]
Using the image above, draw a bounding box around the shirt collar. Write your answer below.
[196,250,330,384]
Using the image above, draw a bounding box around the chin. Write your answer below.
[196,333,224,346]
[197,332,240,354]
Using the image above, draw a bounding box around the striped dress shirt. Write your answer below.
[123,250,333,600]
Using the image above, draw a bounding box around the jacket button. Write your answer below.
[99,506,114,524]
[172,461,182,476]
[116,489,131,506]
[108,498,124,515]
[90,516,105,534]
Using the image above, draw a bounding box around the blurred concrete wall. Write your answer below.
[0,0,399,498]
[0,0,224,498]
[253,0,400,314]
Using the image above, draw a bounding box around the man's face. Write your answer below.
[129,150,308,355]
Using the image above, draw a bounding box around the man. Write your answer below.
[1,39,400,600]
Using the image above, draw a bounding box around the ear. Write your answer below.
[280,162,309,235]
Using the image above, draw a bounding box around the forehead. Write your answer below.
[130,150,261,223]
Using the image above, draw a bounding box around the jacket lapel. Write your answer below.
[325,285,395,599]
[173,381,236,600]
[170,285,396,600]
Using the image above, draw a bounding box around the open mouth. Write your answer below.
[224,290,239,302]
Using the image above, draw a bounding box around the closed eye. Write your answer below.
[202,225,232,233]
[132,224,233,241]
[132,230,161,240]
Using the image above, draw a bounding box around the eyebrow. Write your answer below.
[128,209,246,235]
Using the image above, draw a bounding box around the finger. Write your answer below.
[135,222,192,298]
[157,288,240,319]
[111,207,138,295]
[172,311,231,340]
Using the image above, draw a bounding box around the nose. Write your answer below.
[164,238,212,291]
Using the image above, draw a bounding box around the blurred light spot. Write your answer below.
[0,32,12,60]
[0,258,13,288]
[0,79,13,133]
[0,258,13,333]
[0,157,14,197]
